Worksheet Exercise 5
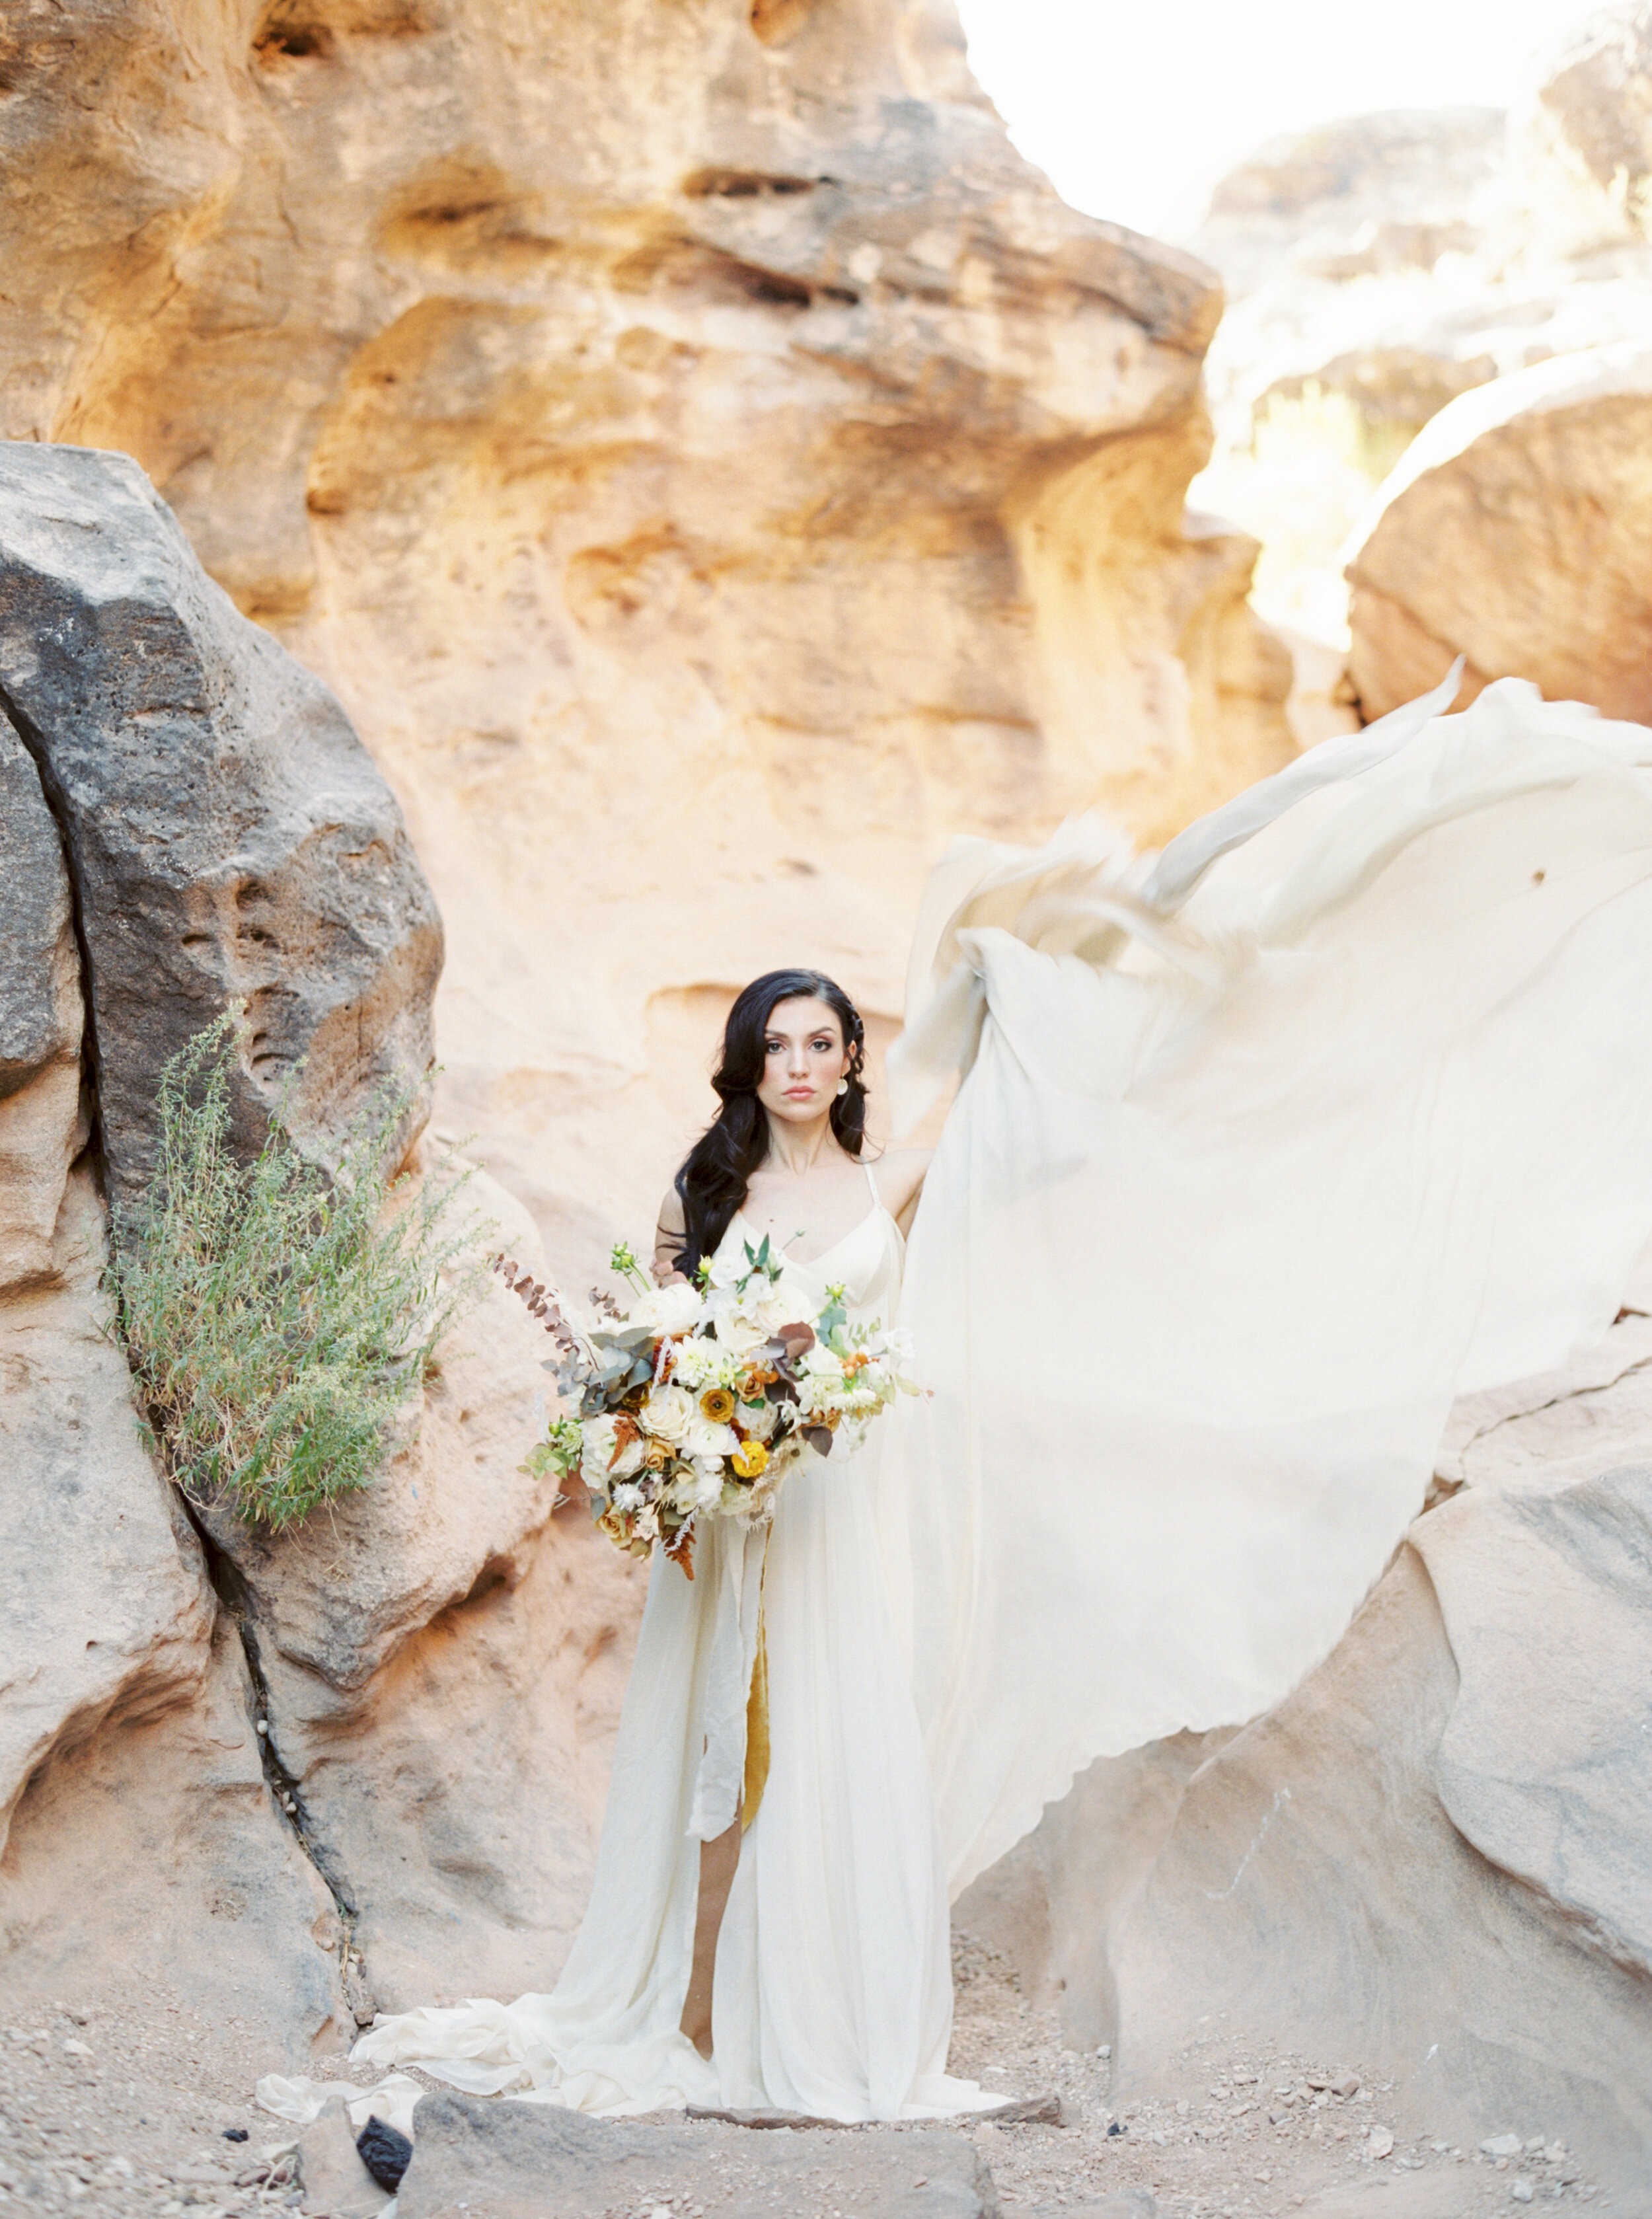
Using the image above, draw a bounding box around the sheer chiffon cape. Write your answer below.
[883,672,1652,1898]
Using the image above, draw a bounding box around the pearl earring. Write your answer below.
[836,1078,849,1097]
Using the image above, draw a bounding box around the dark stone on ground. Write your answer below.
[983,2092,1069,2126]
[395,2092,1002,2218]
[0,442,442,1214]
[356,2113,413,2189]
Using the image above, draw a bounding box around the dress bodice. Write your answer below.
[723,1162,905,1332]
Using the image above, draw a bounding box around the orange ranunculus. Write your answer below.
[700,1388,736,1423]
[731,1439,769,1480]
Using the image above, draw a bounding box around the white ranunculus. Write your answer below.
[689,1458,726,1510]
[640,1383,695,1443]
[737,1396,778,1442]
[798,1341,842,1378]
[681,1415,738,1461]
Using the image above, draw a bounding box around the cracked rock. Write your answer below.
[0,443,442,1219]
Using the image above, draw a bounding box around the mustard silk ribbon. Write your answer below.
[741,1590,770,1830]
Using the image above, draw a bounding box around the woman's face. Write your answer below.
[755,995,852,1127]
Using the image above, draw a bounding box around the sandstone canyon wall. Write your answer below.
[0,0,1293,1275]
[1187,1,1652,722]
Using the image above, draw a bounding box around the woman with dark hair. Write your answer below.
[651,969,933,2066]
[359,962,973,2123]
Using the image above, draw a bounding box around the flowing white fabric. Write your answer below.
[353,1179,991,2121]
[883,675,1652,1897]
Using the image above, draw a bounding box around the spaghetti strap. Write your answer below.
[863,1160,882,1213]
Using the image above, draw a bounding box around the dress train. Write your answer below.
[884,671,1652,1894]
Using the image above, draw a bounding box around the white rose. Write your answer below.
[707,1309,770,1358]
[749,1277,810,1334]
[582,1414,619,1472]
[630,1281,705,1335]
[584,1413,644,1478]
[640,1383,695,1443]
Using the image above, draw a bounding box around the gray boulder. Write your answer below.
[395,2093,1002,2218]
[0,442,441,1214]
[1417,1469,1652,1979]
[957,1452,1652,2191]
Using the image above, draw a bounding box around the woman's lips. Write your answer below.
[784,1086,814,1099]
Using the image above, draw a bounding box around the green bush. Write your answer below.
[107,1008,484,1531]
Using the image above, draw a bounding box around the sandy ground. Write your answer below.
[0,1937,1617,2218]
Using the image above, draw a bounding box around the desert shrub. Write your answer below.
[106,1008,484,1530]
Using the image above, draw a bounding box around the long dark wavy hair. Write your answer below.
[673,969,868,1278]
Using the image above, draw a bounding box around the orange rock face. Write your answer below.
[0,0,1291,1273]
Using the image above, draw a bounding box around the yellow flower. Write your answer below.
[731,1439,769,1480]
[700,1388,736,1424]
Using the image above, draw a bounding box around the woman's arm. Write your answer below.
[654,1184,689,1284]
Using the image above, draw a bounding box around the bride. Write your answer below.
[359,965,978,2120]
[352,667,1652,2121]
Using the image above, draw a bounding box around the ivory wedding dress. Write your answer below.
[272,668,1652,2131]
[351,1167,987,2121]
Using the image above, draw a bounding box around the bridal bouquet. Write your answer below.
[496,1234,916,1575]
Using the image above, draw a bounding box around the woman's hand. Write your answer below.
[654,1184,689,1284]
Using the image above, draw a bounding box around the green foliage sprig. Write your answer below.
[106,1008,485,1531]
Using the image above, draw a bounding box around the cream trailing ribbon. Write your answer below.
[883,671,1652,1899]
[688,1520,769,1840]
